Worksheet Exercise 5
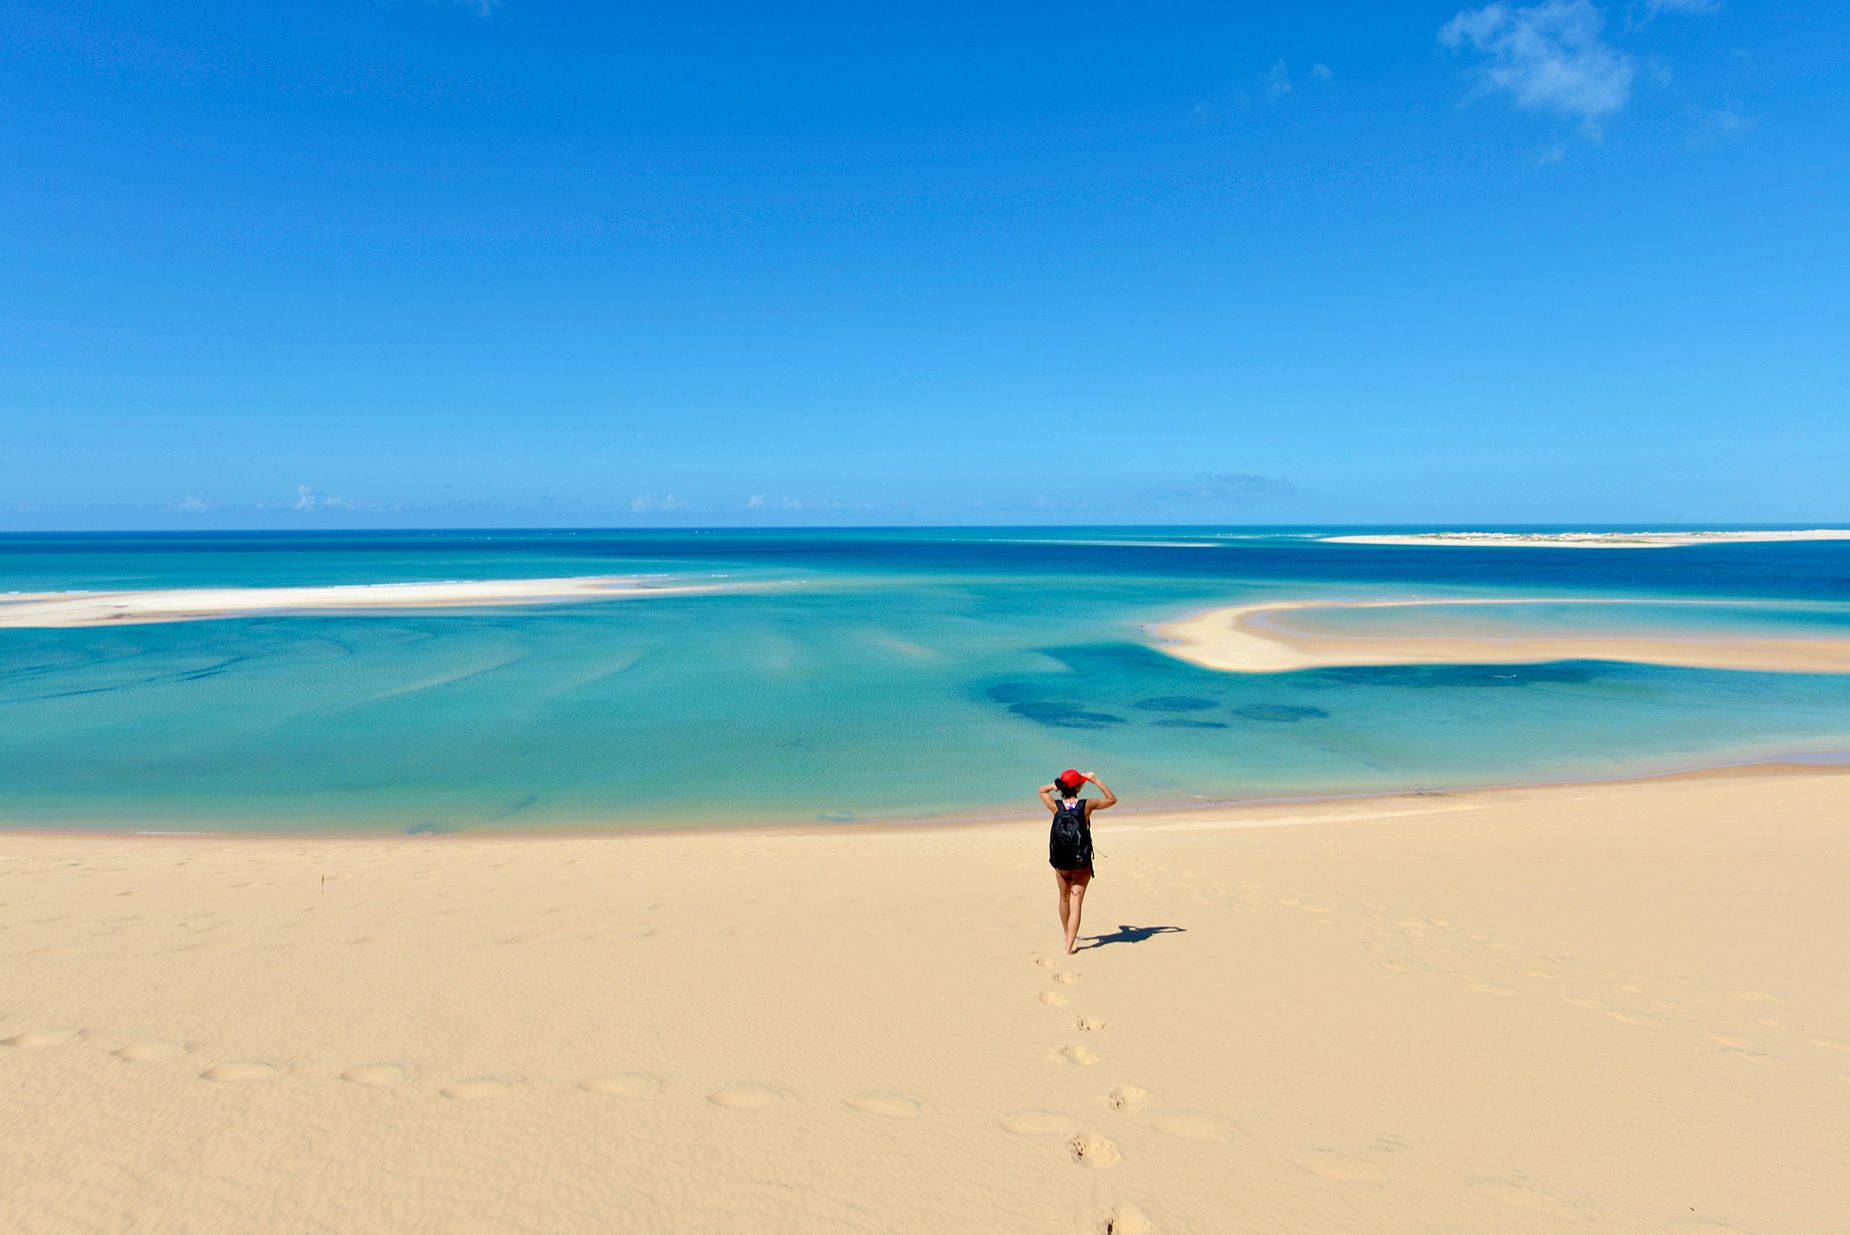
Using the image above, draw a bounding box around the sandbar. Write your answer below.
[1323,529,1850,549]
[2,769,1846,1232]
[0,575,752,629]
[1154,596,1850,674]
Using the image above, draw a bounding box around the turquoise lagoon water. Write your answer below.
[4,528,1850,833]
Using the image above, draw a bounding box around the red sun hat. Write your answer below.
[1059,769,1085,789]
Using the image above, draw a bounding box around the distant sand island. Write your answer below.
[1322,529,1850,549]
[0,575,752,629]
[1155,596,1850,675]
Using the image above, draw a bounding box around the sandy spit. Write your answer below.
[3,771,1847,1233]
[0,576,760,629]
[1323,529,1850,549]
[1152,596,1850,674]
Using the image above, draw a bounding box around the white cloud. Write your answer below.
[745,495,808,512]
[1707,105,1752,132]
[1691,103,1756,146]
[631,494,685,514]
[1440,1,1634,132]
[1265,60,1292,96]
[1310,63,1333,81]
[259,484,394,513]
[170,494,216,513]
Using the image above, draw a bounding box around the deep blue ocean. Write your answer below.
[4,527,1849,832]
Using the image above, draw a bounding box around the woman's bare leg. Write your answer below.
[1054,869,1072,937]
[1063,872,1090,954]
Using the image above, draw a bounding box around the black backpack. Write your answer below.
[1048,798,1092,869]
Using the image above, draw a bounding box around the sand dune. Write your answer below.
[0,575,757,629]
[1323,529,1850,549]
[1154,596,1850,674]
[3,770,1848,1233]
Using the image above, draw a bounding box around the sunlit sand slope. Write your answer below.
[4,771,1848,1232]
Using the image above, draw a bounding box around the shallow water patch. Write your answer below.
[1233,704,1330,723]
[1007,701,1127,729]
[1132,695,1218,712]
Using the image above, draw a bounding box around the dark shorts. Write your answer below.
[1055,866,1094,883]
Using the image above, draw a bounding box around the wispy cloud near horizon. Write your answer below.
[1142,472,1295,505]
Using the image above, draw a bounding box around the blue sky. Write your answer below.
[3,1,1845,528]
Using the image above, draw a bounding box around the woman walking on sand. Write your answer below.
[1041,769,1117,954]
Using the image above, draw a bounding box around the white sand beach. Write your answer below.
[1322,530,1850,549]
[1154,597,1850,674]
[4,769,1848,1234]
[0,576,755,629]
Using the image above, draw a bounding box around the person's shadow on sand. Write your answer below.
[1078,924,1186,950]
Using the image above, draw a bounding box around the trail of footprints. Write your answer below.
[0,1023,929,1119]
[1346,889,1848,1077]
[1023,881,1847,1234]
[8,913,1832,1235]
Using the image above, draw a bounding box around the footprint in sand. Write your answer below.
[440,1076,527,1100]
[1052,973,1079,985]
[201,1061,282,1083]
[1604,1009,1665,1028]
[580,1073,661,1098]
[1719,1049,1791,1069]
[342,1064,415,1089]
[1000,1110,1078,1135]
[1039,992,1070,1006]
[847,1092,923,1118]
[1056,1045,1100,1066]
[1294,1149,1389,1184]
[1473,1180,1588,1221]
[114,1041,187,1062]
[1068,1133,1121,1168]
[1076,1016,1107,1032]
[706,1084,782,1109]
[1096,1204,1154,1234]
[1108,1085,1151,1111]
[3,1029,82,1049]
[1147,1110,1235,1143]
